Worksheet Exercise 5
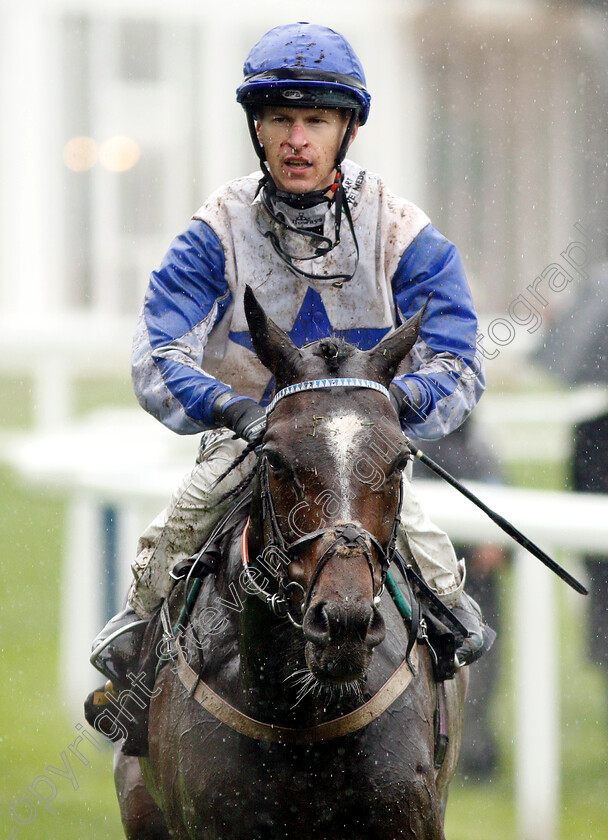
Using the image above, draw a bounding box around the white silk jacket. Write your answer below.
[132,160,485,441]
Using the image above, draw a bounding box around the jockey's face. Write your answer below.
[256,106,357,194]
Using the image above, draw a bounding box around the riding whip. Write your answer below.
[409,441,589,596]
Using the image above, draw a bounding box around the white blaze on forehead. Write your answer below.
[323,413,365,513]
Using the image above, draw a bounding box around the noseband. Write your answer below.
[242,378,404,627]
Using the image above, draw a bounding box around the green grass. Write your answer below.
[0,462,122,838]
[1,378,607,838]
[445,578,608,840]
[447,779,516,840]
[75,375,136,417]
[444,458,608,838]
[445,568,517,840]
[0,375,127,837]
[0,374,34,428]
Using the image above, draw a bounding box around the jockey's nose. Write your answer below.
[285,122,308,149]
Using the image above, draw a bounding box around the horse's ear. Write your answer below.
[366,296,430,385]
[243,285,301,380]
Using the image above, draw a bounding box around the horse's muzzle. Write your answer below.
[302,599,386,682]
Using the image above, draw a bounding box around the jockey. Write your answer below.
[88,22,488,713]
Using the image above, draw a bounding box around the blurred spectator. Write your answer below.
[414,418,510,780]
[571,412,608,696]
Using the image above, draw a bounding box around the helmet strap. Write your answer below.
[246,109,267,164]
[260,174,360,288]
[335,110,359,168]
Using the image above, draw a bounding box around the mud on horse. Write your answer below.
[114,287,468,840]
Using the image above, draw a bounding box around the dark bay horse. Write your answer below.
[114,287,467,839]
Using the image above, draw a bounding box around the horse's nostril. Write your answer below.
[353,604,385,647]
[366,606,386,647]
[303,601,386,649]
[303,602,331,647]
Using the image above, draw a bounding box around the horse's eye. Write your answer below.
[265,451,287,473]
[391,454,411,476]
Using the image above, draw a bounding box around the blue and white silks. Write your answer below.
[132,160,485,441]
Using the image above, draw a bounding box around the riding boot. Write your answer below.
[90,606,149,685]
[452,591,496,667]
[84,606,151,754]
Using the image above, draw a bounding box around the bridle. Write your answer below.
[171,377,422,746]
[242,377,406,628]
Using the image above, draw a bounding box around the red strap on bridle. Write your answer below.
[241,517,251,565]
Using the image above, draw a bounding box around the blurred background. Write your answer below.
[1,0,607,838]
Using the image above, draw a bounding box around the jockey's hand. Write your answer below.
[216,394,266,443]
[451,591,494,667]
[389,381,422,422]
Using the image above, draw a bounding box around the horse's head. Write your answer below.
[244,286,424,687]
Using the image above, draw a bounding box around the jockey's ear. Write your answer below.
[365,296,430,387]
[244,285,302,383]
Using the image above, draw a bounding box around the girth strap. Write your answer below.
[174,632,418,745]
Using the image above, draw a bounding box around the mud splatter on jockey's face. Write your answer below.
[256,106,355,194]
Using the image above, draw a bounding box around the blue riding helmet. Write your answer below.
[236,23,368,287]
[236,22,371,125]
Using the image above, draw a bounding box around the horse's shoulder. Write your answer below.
[168,524,245,687]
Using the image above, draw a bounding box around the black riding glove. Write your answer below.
[389,381,423,423]
[213,392,266,443]
[451,591,496,667]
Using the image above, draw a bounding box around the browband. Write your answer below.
[266,377,390,415]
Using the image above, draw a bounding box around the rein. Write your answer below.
[171,375,420,744]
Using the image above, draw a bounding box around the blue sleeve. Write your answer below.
[391,223,485,440]
[131,219,233,433]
